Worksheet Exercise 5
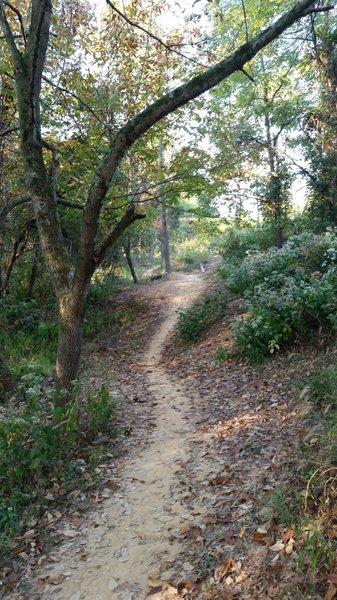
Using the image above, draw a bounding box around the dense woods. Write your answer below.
[1,0,337,597]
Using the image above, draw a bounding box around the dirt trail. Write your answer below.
[41,272,206,600]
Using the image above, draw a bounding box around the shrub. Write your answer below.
[215,224,275,264]
[173,237,211,271]
[307,364,337,410]
[177,289,228,342]
[85,385,117,436]
[0,381,118,553]
[229,230,337,359]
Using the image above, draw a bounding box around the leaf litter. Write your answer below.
[2,271,331,599]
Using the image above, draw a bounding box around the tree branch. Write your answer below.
[76,0,319,284]
[42,76,113,131]
[3,0,26,45]
[241,0,249,43]
[0,195,86,221]
[303,5,334,15]
[28,0,52,133]
[241,68,255,82]
[93,204,145,267]
[0,0,21,60]
[0,125,19,137]
[105,0,207,68]
[0,194,31,220]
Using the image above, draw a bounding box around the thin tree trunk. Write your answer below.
[27,242,40,301]
[149,239,155,263]
[123,241,138,284]
[160,204,171,273]
[159,140,171,273]
[0,354,16,401]
[262,79,284,249]
[275,224,284,249]
[4,221,32,291]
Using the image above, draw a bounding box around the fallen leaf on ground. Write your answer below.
[215,558,236,579]
[326,583,337,600]
[269,541,285,552]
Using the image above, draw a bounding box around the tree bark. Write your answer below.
[160,204,171,273]
[0,354,16,401]
[123,240,138,284]
[158,140,171,273]
[27,241,40,301]
[55,286,87,398]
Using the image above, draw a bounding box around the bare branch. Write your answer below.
[0,195,31,220]
[303,5,334,15]
[57,198,84,210]
[241,68,255,82]
[105,0,207,68]
[0,125,19,137]
[0,195,85,220]
[241,0,249,43]
[3,0,26,44]
[93,204,145,266]
[0,0,21,60]
[42,75,113,131]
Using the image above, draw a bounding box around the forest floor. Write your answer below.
[12,270,329,600]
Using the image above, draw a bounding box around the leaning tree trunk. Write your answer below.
[123,241,138,284]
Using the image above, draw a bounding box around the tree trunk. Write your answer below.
[0,0,320,400]
[123,241,138,284]
[55,287,87,403]
[149,239,155,263]
[0,354,16,401]
[160,204,171,273]
[4,220,33,292]
[27,242,40,301]
[159,140,171,273]
[275,224,284,249]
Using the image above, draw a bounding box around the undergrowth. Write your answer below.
[0,273,139,560]
[177,287,228,342]
[0,383,119,559]
[271,358,337,582]
[218,229,337,361]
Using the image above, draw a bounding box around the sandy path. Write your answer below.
[41,272,205,600]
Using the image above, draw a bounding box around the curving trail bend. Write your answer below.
[43,272,205,600]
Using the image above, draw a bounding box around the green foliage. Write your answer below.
[177,288,228,342]
[305,151,337,228]
[0,403,69,535]
[85,385,117,436]
[213,345,231,364]
[306,364,337,410]
[0,301,57,378]
[222,231,337,295]
[219,231,337,360]
[173,236,212,271]
[216,224,275,265]
[272,489,296,527]
[0,381,118,554]
[299,530,334,571]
